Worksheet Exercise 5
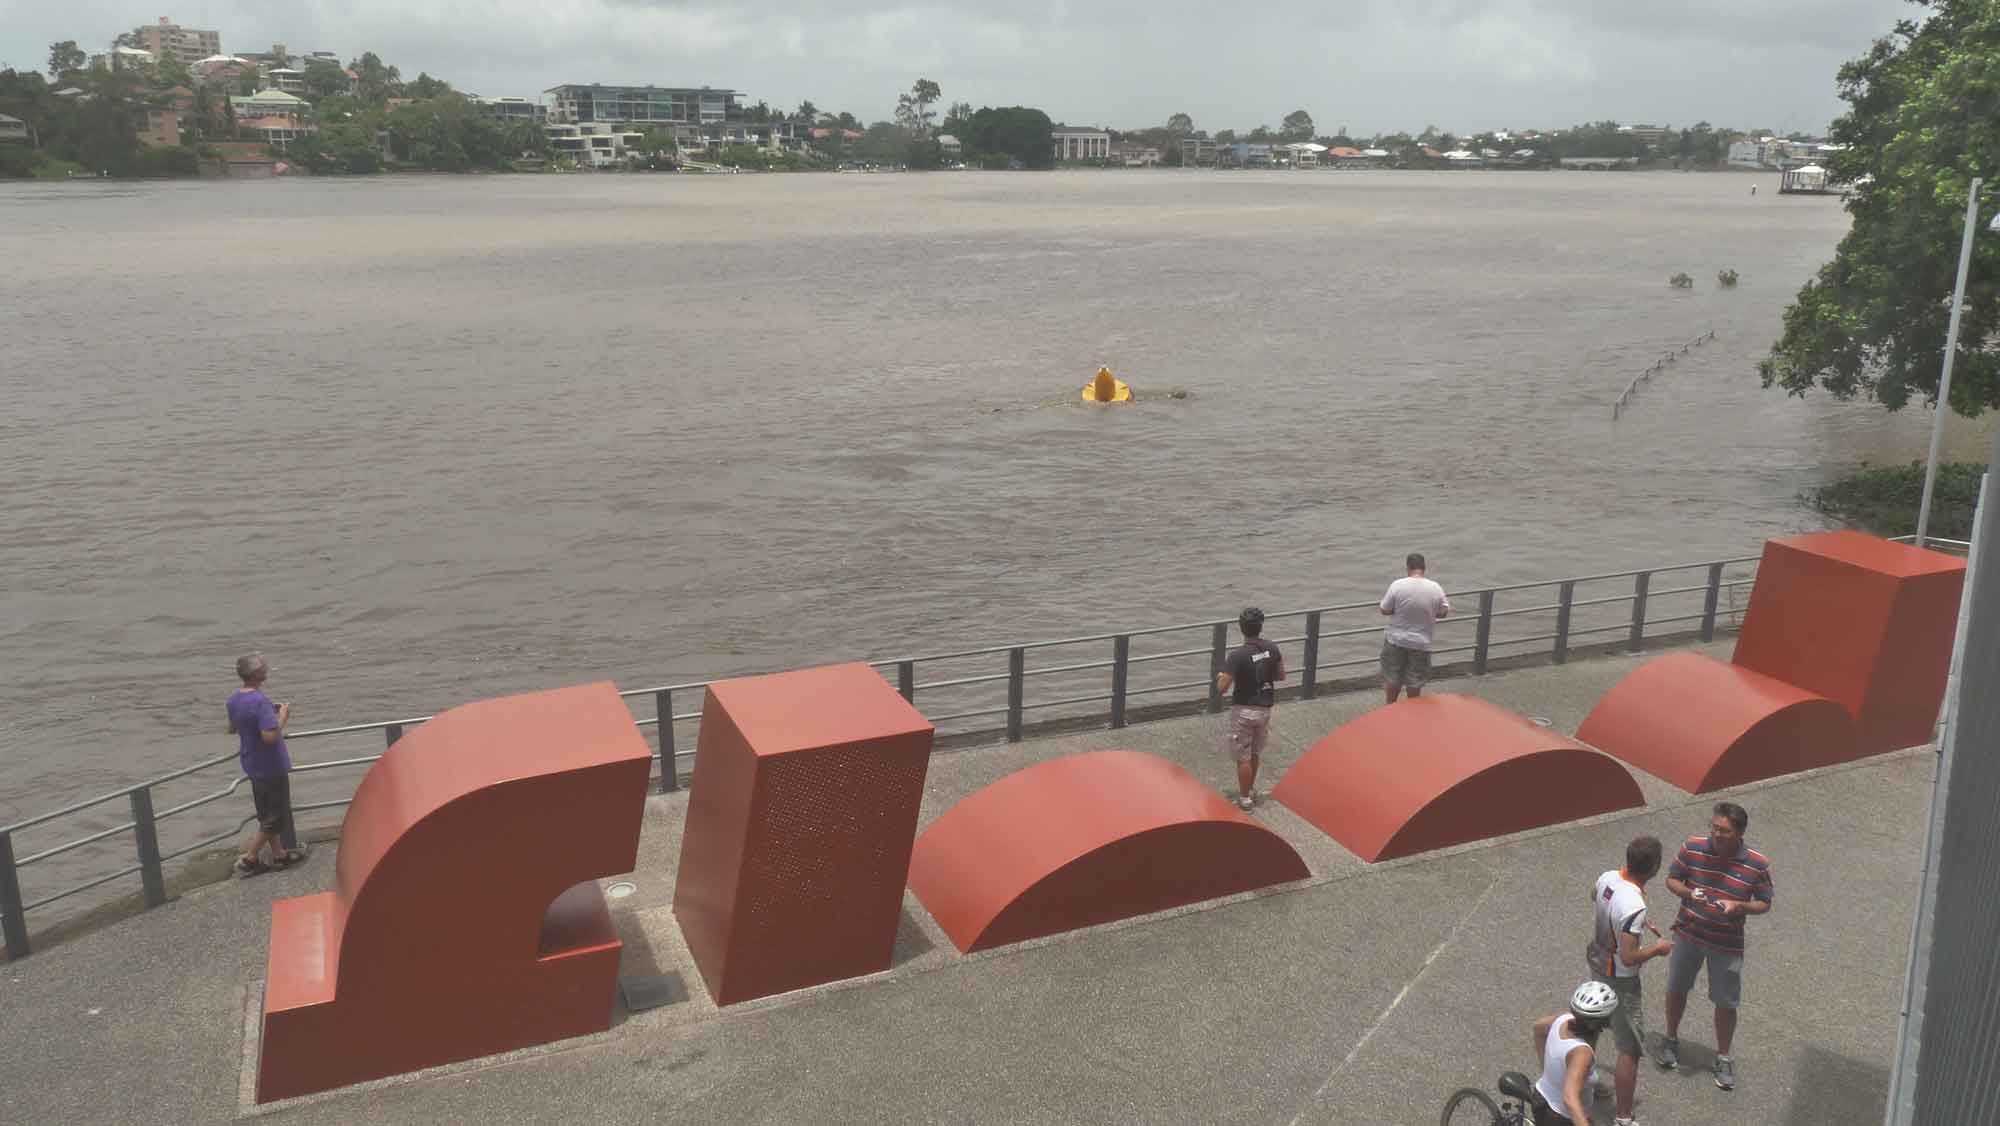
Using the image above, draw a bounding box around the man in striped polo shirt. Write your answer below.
[1657,801,1773,1092]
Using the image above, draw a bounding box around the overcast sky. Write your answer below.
[0,0,1915,134]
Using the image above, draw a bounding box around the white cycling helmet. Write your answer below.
[1569,980,1620,1022]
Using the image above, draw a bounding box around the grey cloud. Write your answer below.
[2,0,1910,133]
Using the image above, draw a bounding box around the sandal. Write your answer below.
[271,848,308,869]
[233,856,268,878]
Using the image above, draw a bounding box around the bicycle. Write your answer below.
[1440,1070,1538,1125]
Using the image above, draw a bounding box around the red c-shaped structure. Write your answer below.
[908,750,1308,953]
[1272,695,1644,862]
[256,682,654,1103]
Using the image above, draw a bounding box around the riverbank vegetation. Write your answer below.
[1811,462,1987,539]
[1761,0,1999,416]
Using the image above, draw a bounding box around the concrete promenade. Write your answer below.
[0,637,1930,1124]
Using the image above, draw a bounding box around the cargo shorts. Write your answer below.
[1380,640,1432,688]
[1666,938,1744,1008]
[1592,972,1647,1059]
[1224,705,1271,764]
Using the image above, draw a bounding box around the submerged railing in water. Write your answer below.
[0,538,1967,961]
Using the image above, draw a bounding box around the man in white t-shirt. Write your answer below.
[1587,836,1675,1126]
[1378,553,1449,704]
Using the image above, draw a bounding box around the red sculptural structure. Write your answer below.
[1579,532,1964,791]
[1273,695,1644,862]
[257,682,654,1103]
[908,750,1309,952]
[673,663,934,1005]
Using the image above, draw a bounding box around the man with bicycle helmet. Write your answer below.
[1530,981,1617,1124]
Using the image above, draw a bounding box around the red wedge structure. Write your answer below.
[1272,695,1644,862]
[907,750,1308,953]
[1579,532,1964,791]
[256,682,653,1103]
[673,663,933,1005]
[1575,652,1857,792]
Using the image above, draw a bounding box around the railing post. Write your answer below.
[1110,636,1130,729]
[130,787,167,909]
[385,724,403,746]
[897,660,915,703]
[1473,590,1495,675]
[1301,611,1321,700]
[1208,623,1227,714]
[655,689,678,793]
[1006,648,1025,743]
[1554,581,1575,665]
[1700,562,1724,642]
[0,830,28,960]
[1628,571,1652,652]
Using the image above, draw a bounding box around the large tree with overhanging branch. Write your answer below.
[1760,0,1999,415]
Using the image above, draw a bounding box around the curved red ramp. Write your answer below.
[257,682,653,1103]
[908,750,1307,953]
[1272,695,1643,862]
[1577,651,1858,793]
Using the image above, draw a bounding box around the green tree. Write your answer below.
[47,41,85,78]
[1760,0,2000,414]
[896,77,940,137]
[941,100,974,135]
[794,99,817,122]
[1167,112,1193,134]
[290,122,382,173]
[0,68,51,149]
[351,52,401,105]
[958,105,1054,169]
[1280,109,1314,141]
[405,72,451,100]
[302,59,347,102]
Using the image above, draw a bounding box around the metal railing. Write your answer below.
[1612,329,1717,419]
[0,549,1772,961]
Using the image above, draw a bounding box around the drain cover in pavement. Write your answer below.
[620,972,689,1012]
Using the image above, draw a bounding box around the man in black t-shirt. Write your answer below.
[1215,607,1285,811]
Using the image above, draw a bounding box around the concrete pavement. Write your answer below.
[0,637,1931,1124]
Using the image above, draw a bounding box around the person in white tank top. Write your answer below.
[1530,981,1617,1124]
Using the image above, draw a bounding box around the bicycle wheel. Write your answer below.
[1440,1086,1504,1126]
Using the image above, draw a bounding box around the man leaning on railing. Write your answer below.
[226,653,305,877]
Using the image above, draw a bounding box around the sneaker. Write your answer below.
[1713,1055,1736,1091]
[1656,1036,1679,1070]
[1237,794,1256,811]
[1614,1117,1642,1126]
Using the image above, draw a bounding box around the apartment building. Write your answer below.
[127,17,221,68]
[543,84,743,145]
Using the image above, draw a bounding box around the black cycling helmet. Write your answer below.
[1239,607,1265,628]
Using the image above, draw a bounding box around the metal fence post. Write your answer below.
[1628,571,1652,652]
[1474,590,1495,675]
[1301,611,1321,700]
[897,660,915,703]
[1006,647,1025,743]
[1208,623,1227,713]
[0,830,28,960]
[655,689,678,793]
[385,724,403,746]
[1700,562,1724,642]
[1554,581,1575,665]
[1110,636,1130,729]
[130,787,167,909]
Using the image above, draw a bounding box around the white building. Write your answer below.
[0,113,29,143]
[1052,128,1111,162]
[545,122,648,167]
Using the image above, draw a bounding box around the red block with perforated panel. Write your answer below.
[1732,531,1965,753]
[672,663,934,1005]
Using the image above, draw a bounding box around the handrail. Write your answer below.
[0,545,1772,960]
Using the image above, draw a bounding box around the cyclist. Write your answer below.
[1529,980,1619,1124]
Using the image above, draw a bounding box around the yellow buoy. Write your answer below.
[1081,366,1132,403]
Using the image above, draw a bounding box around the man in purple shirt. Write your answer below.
[226,653,302,876]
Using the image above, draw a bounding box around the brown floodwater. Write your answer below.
[1,169,1988,901]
